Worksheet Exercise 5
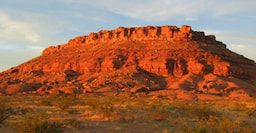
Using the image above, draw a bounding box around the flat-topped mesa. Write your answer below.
[2,24,256,99]
[42,25,213,55]
[87,25,192,42]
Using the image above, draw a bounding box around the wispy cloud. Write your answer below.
[77,0,200,21]
[210,1,256,17]
[0,0,255,72]
[0,9,78,49]
[71,0,256,21]
[204,30,256,46]
[0,12,40,43]
[204,29,256,61]
[28,46,45,53]
[0,48,42,72]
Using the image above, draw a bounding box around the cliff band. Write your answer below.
[0,25,256,100]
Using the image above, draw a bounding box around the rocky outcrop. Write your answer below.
[1,25,256,100]
[41,25,200,55]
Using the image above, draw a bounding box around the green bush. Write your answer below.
[10,112,63,133]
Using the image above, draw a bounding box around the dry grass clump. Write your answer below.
[182,116,253,133]
[0,95,256,132]
[9,112,63,133]
[0,99,14,125]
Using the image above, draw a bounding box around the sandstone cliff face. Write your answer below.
[1,25,256,100]
[41,25,196,55]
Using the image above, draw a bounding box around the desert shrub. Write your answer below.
[245,102,256,116]
[231,102,256,117]
[38,97,53,106]
[232,103,248,111]
[189,104,220,121]
[115,108,132,121]
[181,126,203,133]
[150,104,172,121]
[10,112,63,133]
[85,97,114,118]
[246,108,256,116]
[67,109,80,114]
[13,94,27,106]
[84,96,101,111]
[169,100,189,109]
[63,118,83,129]
[12,104,35,116]
[98,99,114,118]
[0,101,14,125]
[181,116,253,133]
[53,94,78,111]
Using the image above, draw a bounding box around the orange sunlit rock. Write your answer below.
[0,25,256,100]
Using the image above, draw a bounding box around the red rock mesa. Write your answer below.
[0,25,256,100]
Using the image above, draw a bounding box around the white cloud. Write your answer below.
[0,10,62,72]
[210,1,256,17]
[61,0,197,21]
[0,45,15,50]
[70,28,81,32]
[0,12,41,43]
[70,0,256,21]
[185,17,197,21]
[0,48,42,72]
[0,0,255,72]
[204,29,256,61]
[204,30,256,46]
[229,44,256,61]
[28,46,45,53]
[0,10,75,51]
[231,44,247,48]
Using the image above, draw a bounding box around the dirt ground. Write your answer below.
[1,95,256,133]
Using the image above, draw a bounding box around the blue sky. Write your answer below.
[0,0,256,72]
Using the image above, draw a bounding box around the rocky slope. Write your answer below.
[0,25,256,100]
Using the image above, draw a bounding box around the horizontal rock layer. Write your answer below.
[42,25,215,55]
[1,25,256,100]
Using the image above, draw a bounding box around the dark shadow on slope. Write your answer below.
[113,55,128,69]
[132,66,167,92]
[173,74,203,91]
[64,70,81,81]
